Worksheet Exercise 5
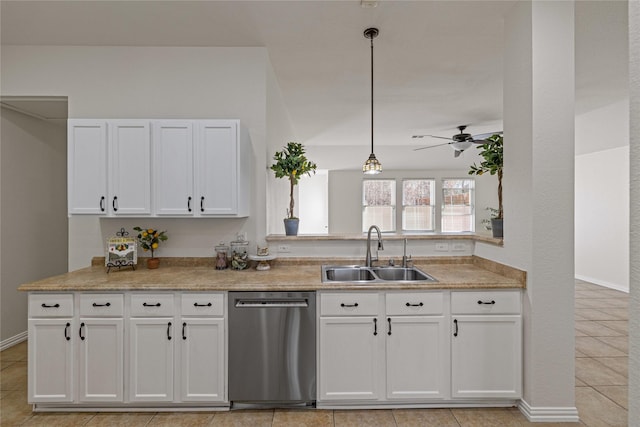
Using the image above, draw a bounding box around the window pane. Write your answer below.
[441,179,475,232]
[363,180,396,232]
[402,179,435,231]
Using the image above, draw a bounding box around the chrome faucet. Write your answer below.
[402,238,412,267]
[365,225,384,267]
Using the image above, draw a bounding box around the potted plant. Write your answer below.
[468,134,503,238]
[270,142,317,236]
[133,227,168,269]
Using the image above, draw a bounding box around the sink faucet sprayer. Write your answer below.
[365,225,384,267]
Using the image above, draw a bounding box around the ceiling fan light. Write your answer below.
[363,153,382,174]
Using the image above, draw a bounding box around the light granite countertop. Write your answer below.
[19,256,525,292]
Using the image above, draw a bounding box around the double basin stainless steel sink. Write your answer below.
[321,265,437,284]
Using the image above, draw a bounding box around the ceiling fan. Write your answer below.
[412,125,502,158]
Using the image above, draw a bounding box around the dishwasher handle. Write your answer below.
[235,299,309,308]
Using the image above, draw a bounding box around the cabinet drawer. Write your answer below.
[181,293,224,316]
[451,291,521,315]
[29,294,74,317]
[386,292,443,315]
[130,293,175,316]
[79,294,124,316]
[320,293,379,316]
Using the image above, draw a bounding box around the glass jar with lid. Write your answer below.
[214,243,229,270]
[230,238,249,270]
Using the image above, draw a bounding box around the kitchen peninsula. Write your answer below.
[20,255,524,412]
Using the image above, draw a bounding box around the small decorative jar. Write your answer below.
[214,243,229,270]
[230,238,249,270]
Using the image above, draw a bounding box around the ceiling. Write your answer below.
[0,1,629,170]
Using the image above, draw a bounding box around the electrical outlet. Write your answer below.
[452,243,468,252]
[435,243,449,252]
[278,245,291,253]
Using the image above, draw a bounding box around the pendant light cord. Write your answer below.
[370,35,374,155]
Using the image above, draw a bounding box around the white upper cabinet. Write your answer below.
[109,121,151,215]
[68,119,250,217]
[197,120,249,217]
[153,121,194,216]
[68,120,108,214]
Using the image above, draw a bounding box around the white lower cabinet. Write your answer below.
[128,317,175,402]
[386,316,448,400]
[318,289,521,406]
[451,291,522,399]
[180,318,225,402]
[78,318,124,402]
[28,318,75,403]
[318,291,449,403]
[319,316,381,401]
[28,292,227,409]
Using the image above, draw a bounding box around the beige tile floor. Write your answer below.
[0,280,628,426]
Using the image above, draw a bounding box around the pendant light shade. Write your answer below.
[362,27,382,175]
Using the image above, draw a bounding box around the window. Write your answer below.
[402,179,435,231]
[441,179,475,232]
[362,179,396,232]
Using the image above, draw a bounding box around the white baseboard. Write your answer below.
[518,399,579,422]
[0,330,27,351]
[575,275,629,293]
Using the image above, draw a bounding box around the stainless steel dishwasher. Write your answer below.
[228,291,316,407]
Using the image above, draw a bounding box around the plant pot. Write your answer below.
[147,257,160,269]
[490,218,504,239]
[284,218,299,236]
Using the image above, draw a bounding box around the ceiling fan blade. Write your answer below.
[472,131,503,140]
[426,135,454,140]
[413,141,453,151]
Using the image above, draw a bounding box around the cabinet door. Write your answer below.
[78,318,124,402]
[153,121,194,216]
[386,316,449,400]
[319,317,381,401]
[451,315,522,399]
[68,120,107,214]
[28,319,74,402]
[128,318,174,402]
[109,121,151,215]
[180,318,225,402]
[196,121,238,215]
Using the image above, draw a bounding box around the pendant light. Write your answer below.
[362,27,382,175]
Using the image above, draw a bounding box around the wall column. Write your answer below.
[503,1,577,420]
[628,1,639,424]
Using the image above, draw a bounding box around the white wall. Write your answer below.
[328,169,497,234]
[627,2,639,423]
[298,170,329,234]
[0,108,68,343]
[575,146,629,292]
[1,45,281,270]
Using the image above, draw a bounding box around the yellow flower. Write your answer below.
[152,242,159,249]
[142,231,148,237]
[147,228,154,234]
